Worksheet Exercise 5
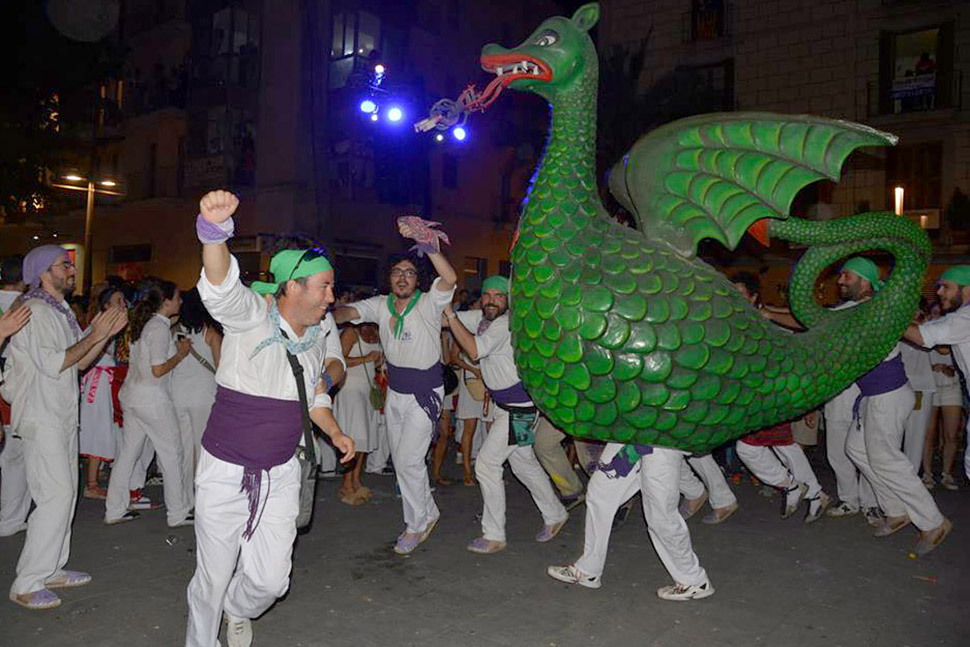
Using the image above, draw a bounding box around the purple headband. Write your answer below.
[23,245,67,288]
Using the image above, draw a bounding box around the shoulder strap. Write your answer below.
[188,344,216,374]
[281,331,316,464]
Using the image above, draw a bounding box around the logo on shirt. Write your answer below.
[400,330,413,342]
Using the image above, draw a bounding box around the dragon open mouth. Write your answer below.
[471,53,553,109]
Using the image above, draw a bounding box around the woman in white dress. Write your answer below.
[334,322,382,504]
[926,345,964,490]
[79,287,128,499]
[172,288,222,481]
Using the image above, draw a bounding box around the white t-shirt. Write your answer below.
[4,297,81,437]
[120,313,176,407]
[899,341,935,392]
[0,289,21,312]
[350,278,454,372]
[456,310,528,404]
[919,305,970,391]
[197,256,344,409]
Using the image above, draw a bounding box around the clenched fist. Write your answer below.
[200,190,239,224]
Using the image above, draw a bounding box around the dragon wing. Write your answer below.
[608,112,897,258]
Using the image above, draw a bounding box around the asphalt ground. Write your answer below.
[1,448,967,647]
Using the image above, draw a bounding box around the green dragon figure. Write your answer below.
[478,3,930,452]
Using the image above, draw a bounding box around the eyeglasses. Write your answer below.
[288,247,329,281]
[54,261,75,271]
[390,268,418,279]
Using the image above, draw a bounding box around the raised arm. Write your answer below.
[199,190,238,286]
[396,219,457,291]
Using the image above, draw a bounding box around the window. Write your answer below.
[499,260,511,277]
[879,24,954,114]
[208,7,260,88]
[690,0,726,41]
[206,107,226,154]
[464,257,487,290]
[330,11,381,89]
[442,154,457,189]
[146,143,157,198]
[886,142,942,210]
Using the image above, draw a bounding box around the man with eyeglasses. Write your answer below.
[5,245,127,610]
[335,221,457,555]
[185,191,354,647]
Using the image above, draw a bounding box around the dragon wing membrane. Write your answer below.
[608,112,898,258]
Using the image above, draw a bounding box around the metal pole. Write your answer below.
[83,179,95,296]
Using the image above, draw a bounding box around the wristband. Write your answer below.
[322,372,335,392]
[312,392,332,410]
[196,214,235,244]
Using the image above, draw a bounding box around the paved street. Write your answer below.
[1,451,968,647]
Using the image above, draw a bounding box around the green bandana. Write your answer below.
[387,290,422,339]
[940,265,970,287]
[482,275,509,294]
[250,249,333,296]
[842,257,884,292]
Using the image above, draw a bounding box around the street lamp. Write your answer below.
[51,172,124,295]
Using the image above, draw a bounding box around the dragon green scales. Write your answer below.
[478,3,930,453]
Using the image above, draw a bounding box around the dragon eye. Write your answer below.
[535,30,558,47]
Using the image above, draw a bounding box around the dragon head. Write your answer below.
[479,3,600,102]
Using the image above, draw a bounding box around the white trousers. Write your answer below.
[185,450,299,647]
[0,435,30,536]
[575,445,709,587]
[825,416,876,508]
[902,394,934,471]
[736,441,821,498]
[385,389,440,534]
[177,405,212,508]
[679,455,737,508]
[476,407,567,542]
[845,388,944,531]
[10,425,78,596]
[128,438,156,491]
[106,403,191,525]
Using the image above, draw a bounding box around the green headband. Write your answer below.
[940,265,970,287]
[481,275,509,294]
[841,257,884,292]
[250,249,333,296]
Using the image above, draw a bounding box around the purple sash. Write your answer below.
[201,386,303,539]
[853,354,909,422]
[386,362,444,434]
[597,444,654,478]
[489,381,531,406]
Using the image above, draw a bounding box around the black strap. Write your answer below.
[281,331,316,465]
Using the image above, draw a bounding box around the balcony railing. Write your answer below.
[867,69,963,117]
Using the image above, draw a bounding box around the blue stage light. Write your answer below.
[359,99,377,113]
[387,107,404,122]
[370,113,379,121]
[434,133,445,143]
[453,127,467,141]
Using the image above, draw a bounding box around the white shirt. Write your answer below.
[0,289,21,312]
[171,326,218,408]
[919,305,970,390]
[120,313,176,407]
[197,256,344,409]
[350,278,454,371]
[3,297,81,438]
[899,342,936,392]
[456,310,528,404]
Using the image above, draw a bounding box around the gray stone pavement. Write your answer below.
[1,452,968,647]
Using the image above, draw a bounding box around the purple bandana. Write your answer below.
[196,214,235,244]
[22,245,67,289]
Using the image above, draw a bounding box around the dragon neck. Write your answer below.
[519,69,601,238]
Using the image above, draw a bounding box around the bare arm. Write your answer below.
[333,305,361,325]
[199,190,238,286]
[445,306,479,361]
[152,338,192,378]
[903,324,925,348]
[205,325,223,368]
[67,308,128,372]
[309,386,355,463]
[396,219,457,291]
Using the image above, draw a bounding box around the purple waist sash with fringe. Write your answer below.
[201,386,303,539]
[852,354,909,422]
[488,381,531,406]
[386,362,444,435]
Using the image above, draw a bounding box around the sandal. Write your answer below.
[912,518,953,557]
[340,490,367,506]
[433,476,454,487]
[45,570,91,589]
[84,485,107,500]
[10,589,61,610]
